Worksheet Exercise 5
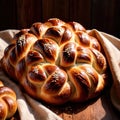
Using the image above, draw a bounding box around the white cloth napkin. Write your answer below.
[0,29,120,120]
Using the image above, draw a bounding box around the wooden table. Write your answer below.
[10,86,120,120]
[46,88,119,120]
[45,88,119,120]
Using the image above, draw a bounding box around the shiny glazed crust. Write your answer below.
[0,81,17,119]
[1,18,107,104]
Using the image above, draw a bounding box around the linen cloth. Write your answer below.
[0,29,120,120]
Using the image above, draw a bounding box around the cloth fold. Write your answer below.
[88,29,120,111]
[0,29,120,120]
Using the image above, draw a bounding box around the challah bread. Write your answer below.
[1,18,107,105]
[0,81,17,119]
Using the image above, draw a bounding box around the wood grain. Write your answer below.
[44,89,120,120]
[42,0,69,22]
[69,0,91,28]
[0,0,17,30]
[9,85,120,120]
[0,0,120,38]
[16,0,42,29]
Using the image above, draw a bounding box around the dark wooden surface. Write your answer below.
[10,89,120,120]
[0,0,120,38]
[47,89,120,120]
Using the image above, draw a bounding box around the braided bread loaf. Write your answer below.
[0,81,17,119]
[1,18,107,105]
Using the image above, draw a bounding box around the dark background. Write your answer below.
[0,0,120,38]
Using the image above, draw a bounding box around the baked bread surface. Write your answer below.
[1,18,107,104]
[0,81,17,119]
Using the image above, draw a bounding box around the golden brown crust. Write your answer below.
[0,81,17,119]
[1,18,107,105]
